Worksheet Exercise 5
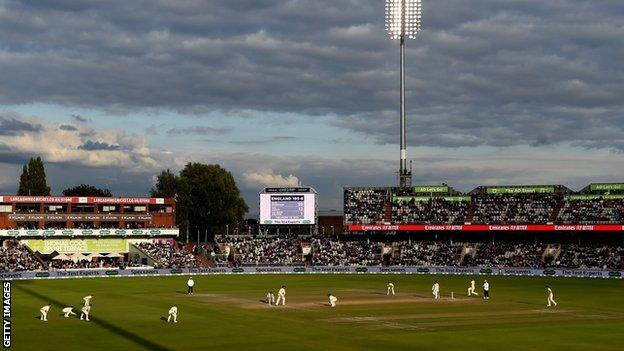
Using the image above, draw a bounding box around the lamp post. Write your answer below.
[385,0,422,187]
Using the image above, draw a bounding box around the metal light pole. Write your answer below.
[385,0,422,188]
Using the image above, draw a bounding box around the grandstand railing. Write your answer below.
[0,228,179,237]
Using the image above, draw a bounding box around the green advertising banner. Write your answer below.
[23,239,129,254]
[413,185,449,193]
[392,196,471,203]
[566,194,624,201]
[486,186,555,195]
[590,183,624,192]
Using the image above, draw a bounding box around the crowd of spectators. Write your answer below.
[390,241,461,266]
[472,195,558,224]
[392,198,468,224]
[463,243,544,267]
[216,237,304,266]
[0,239,45,271]
[312,237,380,266]
[557,199,624,224]
[344,188,388,224]
[3,237,624,271]
[552,244,624,269]
[49,256,122,270]
[211,237,624,270]
[137,242,198,268]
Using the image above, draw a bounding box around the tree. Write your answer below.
[17,157,51,196]
[17,165,30,195]
[150,169,179,198]
[151,163,248,240]
[62,184,113,197]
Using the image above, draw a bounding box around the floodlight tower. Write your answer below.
[385,0,422,187]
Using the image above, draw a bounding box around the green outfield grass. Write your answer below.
[8,274,624,351]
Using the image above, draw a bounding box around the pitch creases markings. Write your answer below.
[188,290,477,310]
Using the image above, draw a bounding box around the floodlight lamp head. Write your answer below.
[385,0,422,40]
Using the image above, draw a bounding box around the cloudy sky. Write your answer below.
[0,0,623,215]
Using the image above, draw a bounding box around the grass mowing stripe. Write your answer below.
[15,284,172,351]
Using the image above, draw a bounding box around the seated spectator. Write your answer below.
[473,194,557,224]
[137,242,198,268]
[0,239,45,272]
[557,199,624,224]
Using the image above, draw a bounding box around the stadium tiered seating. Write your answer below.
[49,257,122,270]
[0,239,45,272]
[553,245,624,269]
[462,243,544,267]
[211,237,624,270]
[390,241,461,266]
[557,199,624,224]
[312,237,380,266]
[344,188,388,224]
[472,194,558,224]
[137,242,199,268]
[392,198,468,224]
[216,237,305,266]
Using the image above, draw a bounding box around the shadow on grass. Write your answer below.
[16,285,172,351]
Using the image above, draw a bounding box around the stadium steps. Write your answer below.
[129,243,165,267]
[180,242,210,268]
[195,251,212,268]
[550,244,562,263]
[26,245,49,270]
[383,202,393,222]
[549,202,564,222]
[183,242,194,251]
[465,201,476,223]
[458,244,471,265]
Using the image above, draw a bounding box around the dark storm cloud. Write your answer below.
[0,1,623,151]
[0,152,33,165]
[0,116,42,135]
[59,123,78,131]
[78,140,121,151]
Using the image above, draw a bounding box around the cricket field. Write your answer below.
[8,274,624,350]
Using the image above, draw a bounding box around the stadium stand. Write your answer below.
[390,241,462,266]
[2,184,624,273]
[557,199,624,224]
[49,256,122,270]
[1,236,623,271]
[472,194,558,224]
[311,237,380,266]
[392,198,468,224]
[344,188,388,225]
[216,237,305,266]
[462,242,544,267]
[208,236,624,270]
[137,242,199,269]
[0,239,45,272]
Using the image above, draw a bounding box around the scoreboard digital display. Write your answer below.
[260,190,316,225]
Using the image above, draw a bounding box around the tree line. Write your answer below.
[15,157,248,239]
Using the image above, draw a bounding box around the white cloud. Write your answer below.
[243,170,300,188]
[0,113,158,170]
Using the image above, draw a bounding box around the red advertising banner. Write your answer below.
[0,196,165,204]
[347,224,624,232]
